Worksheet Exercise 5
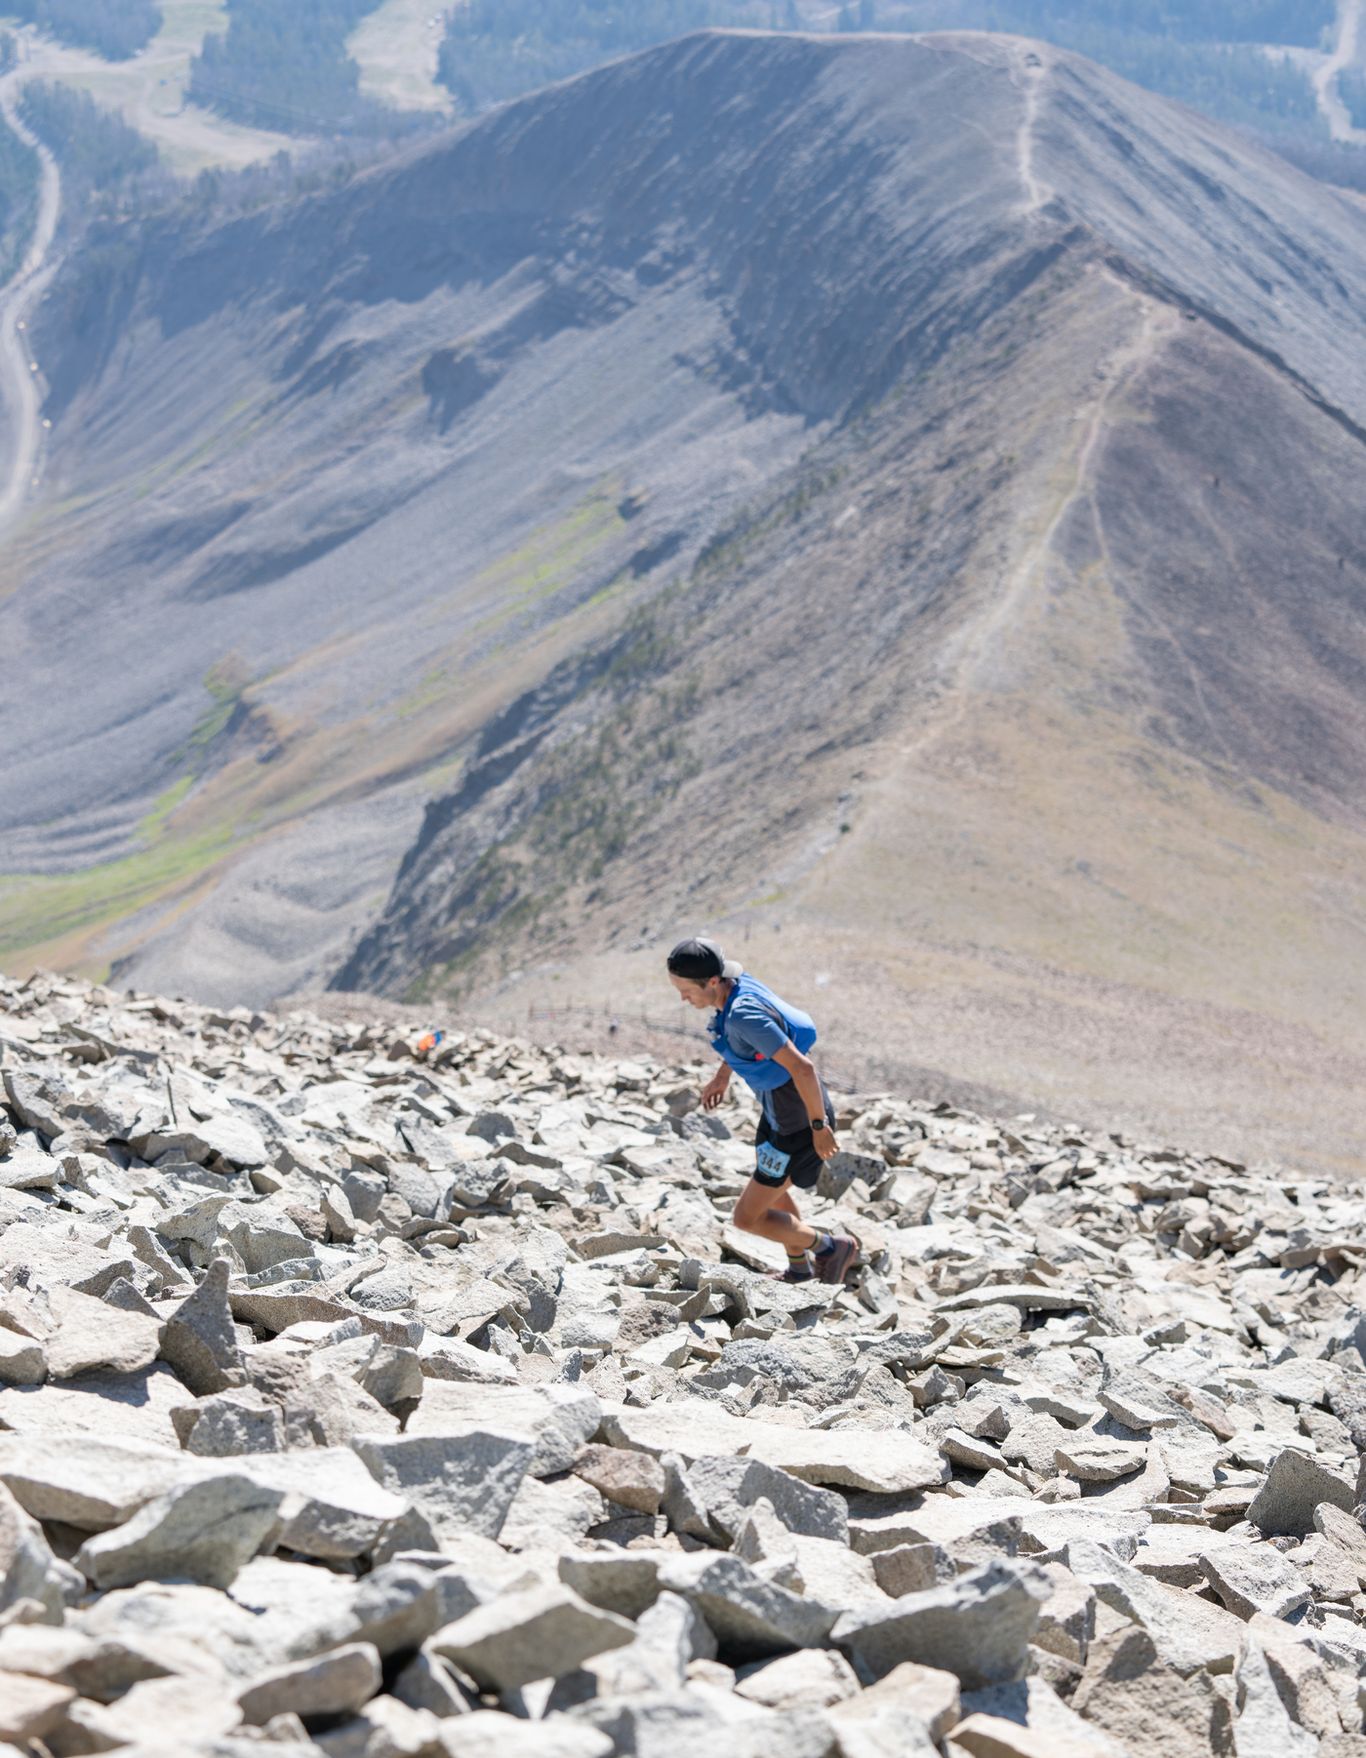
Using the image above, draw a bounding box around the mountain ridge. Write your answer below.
[2,29,1365,1171]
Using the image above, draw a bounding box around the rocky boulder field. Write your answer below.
[1,972,1365,1756]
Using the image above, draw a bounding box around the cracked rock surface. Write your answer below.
[1,971,1365,1755]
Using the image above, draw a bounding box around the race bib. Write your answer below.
[755,1140,791,1182]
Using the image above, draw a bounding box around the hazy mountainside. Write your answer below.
[336,31,1366,1173]
[3,30,1366,1174]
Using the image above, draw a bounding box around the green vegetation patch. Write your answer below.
[492,489,626,609]
[0,818,234,961]
[0,662,260,964]
[394,489,627,720]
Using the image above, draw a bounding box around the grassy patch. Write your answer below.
[488,487,625,610]
[0,818,235,962]
[138,772,195,840]
[394,488,626,720]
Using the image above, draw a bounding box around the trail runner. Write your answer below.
[666,936,860,1284]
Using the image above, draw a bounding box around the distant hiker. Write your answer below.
[666,937,860,1284]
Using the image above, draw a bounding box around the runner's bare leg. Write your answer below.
[732,1176,818,1248]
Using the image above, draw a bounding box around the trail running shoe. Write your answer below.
[815,1232,861,1285]
[771,1253,814,1283]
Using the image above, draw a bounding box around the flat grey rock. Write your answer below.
[656,1552,840,1660]
[237,1641,382,1724]
[1247,1449,1355,1539]
[834,1559,1050,1688]
[1199,1542,1312,1622]
[44,1287,163,1381]
[74,1473,284,1590]
[0,1435,192,1529]
[431,1584,636,1692]
[407,1382,600,1476]
[601,1403,947,1494]
[352,1427,533,1540]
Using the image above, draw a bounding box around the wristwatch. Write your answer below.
[811,1118,828,1132]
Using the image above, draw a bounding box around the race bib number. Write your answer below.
[755,1140,791,1182]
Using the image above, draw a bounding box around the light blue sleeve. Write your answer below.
[726,1001,790,1060]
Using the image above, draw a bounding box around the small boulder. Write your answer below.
[73,1473,283,1590]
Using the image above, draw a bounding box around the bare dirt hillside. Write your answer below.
[2,31,1366,1175]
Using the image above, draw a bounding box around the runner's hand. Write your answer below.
[701,1071,729,1111]
[814,1129,840,1163]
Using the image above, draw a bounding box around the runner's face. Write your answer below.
[670,973,719,1009]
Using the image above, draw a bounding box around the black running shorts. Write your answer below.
[752,1102,836,1191]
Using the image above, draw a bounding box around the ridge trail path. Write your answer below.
[1315,0,1366,145]
[0,62,62,536]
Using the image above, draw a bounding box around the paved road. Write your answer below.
[0,65,62,536]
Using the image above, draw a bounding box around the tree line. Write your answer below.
[436,0,1343,176]
[188,0,426,138]
[436,0,780,111]
[3,0,161,60]
[19,81,161,230]
[0,111,37,289]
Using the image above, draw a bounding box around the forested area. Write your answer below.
[956,1,1335,48]
[0,110,37,287]
[436,0,783,111]
[1022,29,1320,133]
[1340,69,1366,133]
[188,0,419,136]
[2,0,161,60]
[19,81,160,223]
[889,2,1328,137]
[436,0,1342,179]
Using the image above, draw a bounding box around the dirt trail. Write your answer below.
[1014,43,1051,214]
[1314,0,1366,145]
[0,62,62,535]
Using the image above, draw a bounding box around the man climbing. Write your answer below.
[666,936,860,1284]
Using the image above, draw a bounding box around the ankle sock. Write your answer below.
[812,1232,836,1257]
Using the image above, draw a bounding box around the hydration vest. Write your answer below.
[708,973,818,1094]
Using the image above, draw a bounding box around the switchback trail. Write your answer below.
[0,64,62,536]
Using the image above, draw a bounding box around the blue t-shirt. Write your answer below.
[721,993,823,1134]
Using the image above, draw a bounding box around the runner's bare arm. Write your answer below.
[773,1043,839,1160]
